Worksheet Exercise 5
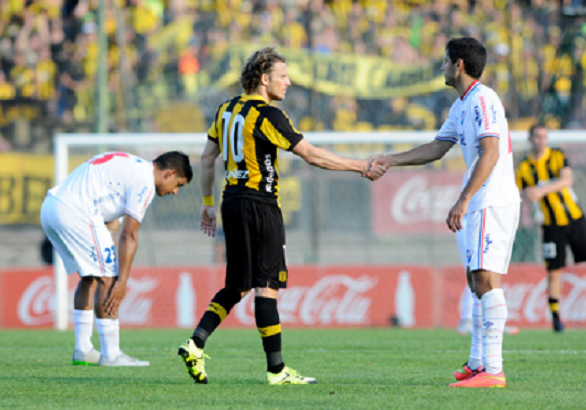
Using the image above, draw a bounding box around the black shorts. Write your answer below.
[542,216,586,271]
[221,198,288,290]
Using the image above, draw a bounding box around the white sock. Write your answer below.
[468,292,483,370]
[481,288,507,374]
[96,318,120,360]
[460,287,474,324]
[73,309,94,353]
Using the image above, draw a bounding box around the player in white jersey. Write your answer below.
[371,38,520,388]
[41,151,192,366]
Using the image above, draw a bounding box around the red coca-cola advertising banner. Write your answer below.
[372,170,464,234]
[1,264,584,329]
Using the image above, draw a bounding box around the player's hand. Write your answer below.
[525,186,543,201]
[200,205,217,237]
[362,154,387,181]
[104,280,127,316]
[446,197,469,233]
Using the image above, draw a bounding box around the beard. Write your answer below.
[267,88,284,101]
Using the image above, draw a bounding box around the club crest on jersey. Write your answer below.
[483,234,493,254]
[137,186,149,203]
[89,247,98,262]
[459,133,466,146]
[460,110,467,125]
[225,170,249,179]
[474,105,482,127]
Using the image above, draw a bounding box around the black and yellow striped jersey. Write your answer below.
[208,94,304,205]
[516,147,582,226]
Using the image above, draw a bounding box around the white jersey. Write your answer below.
[436,81,520,213]
[48,152,155,223]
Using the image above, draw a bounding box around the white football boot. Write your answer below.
[98,351,150,367]
[72,348,101,366]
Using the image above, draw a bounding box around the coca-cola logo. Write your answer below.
[17,275,158,326]
[391,176,460,224]
[235,275,377,326]
[504,273,586,323]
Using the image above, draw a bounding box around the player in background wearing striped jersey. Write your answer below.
[177,47,385,385]
[41,151,192,366]
[372,38,520,388]
[516,124,586,332]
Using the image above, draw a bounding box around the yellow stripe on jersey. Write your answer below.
[206,94,304,203]
[515,147,582,226]
[243,107,261,191]
[260,117,295,150]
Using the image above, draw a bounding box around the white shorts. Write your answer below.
[40,195,118,277]
[463,202,520,274]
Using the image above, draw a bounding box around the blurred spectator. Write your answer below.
[0,0,582,137]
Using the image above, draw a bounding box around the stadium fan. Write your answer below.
[40,151,192,366]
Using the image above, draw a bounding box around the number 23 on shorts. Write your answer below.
[104,245,116,264]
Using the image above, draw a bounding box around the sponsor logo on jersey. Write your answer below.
[265,154,274,193]
[474,105,482,127]
[467,250,472,263]
[225,170,249,179]
[93,192,121,207]
[460,110,467,125]
[459,133,466,146]
[490,103,498,124]
[137,186,149,203]
[483,233,493,254]
[479,96,490,130]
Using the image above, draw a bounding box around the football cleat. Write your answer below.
[72,348,101,366]
[178,339,209,384]
[553,317,564,333]
[267,366,318,385]
[454,362,482,381]
[449,370,506,388]
[98,351,150,367]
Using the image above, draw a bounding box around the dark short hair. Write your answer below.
[446,37,487,79]
[153,151,193,182]
[529,123,547,138]
[240,47,286,93]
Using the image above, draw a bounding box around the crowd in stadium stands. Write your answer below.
[0,0,581,147]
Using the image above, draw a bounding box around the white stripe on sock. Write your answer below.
[73,309,94,353]
[481,288,507,374]
[468,293,483,370]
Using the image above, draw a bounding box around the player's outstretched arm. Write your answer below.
[380,139,454,169]
[200,140,221,237]
[105,216,140,315]
[292,139,369,174]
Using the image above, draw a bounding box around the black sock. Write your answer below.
[255,297,284,374]
[548,298,560,321]
[191,287,242,349]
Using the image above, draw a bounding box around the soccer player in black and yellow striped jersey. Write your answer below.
[516,124,586,332]
[177,47,385,385]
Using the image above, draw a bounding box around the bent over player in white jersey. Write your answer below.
[41,151,192,366]
[372,38,520,388]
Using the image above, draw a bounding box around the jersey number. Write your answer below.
[221,112,245,163]
[90,152,129,165]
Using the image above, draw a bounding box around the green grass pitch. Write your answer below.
[0,328,584,409]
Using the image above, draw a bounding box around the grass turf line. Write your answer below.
[0,329,584,409]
